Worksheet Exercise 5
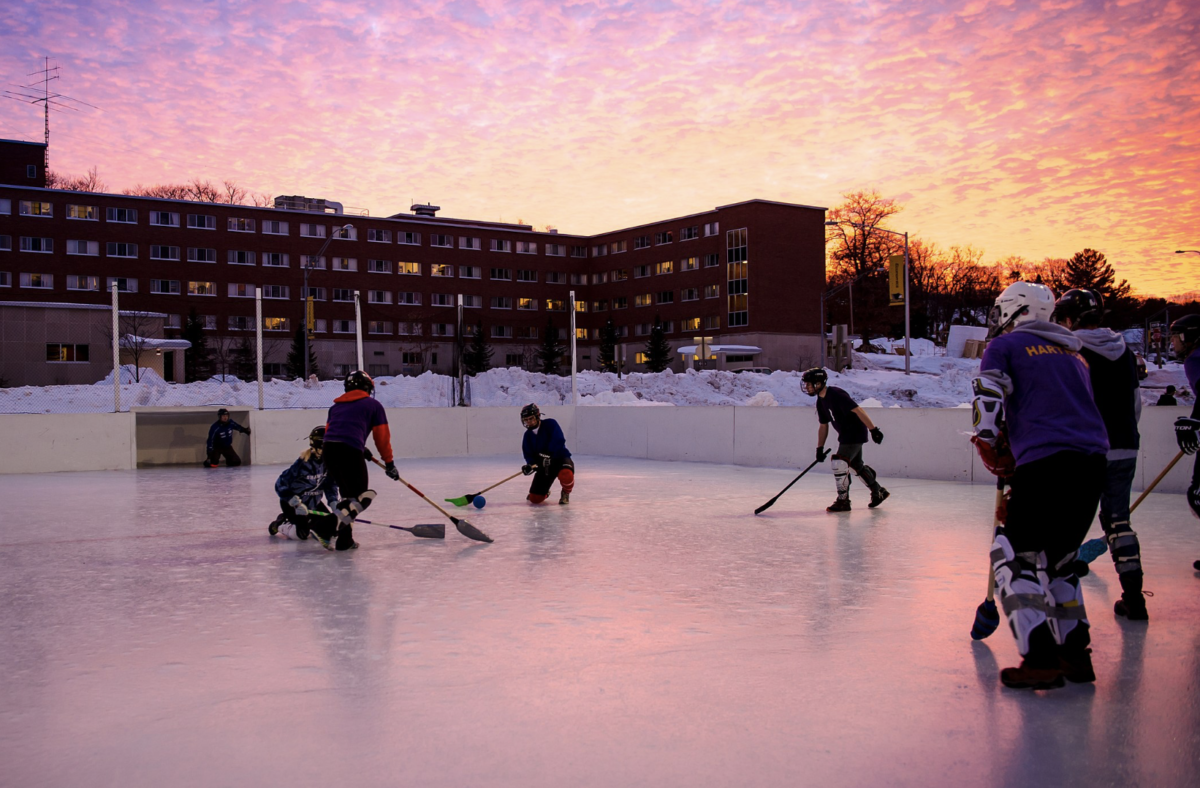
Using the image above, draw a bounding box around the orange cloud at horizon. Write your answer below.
[2,0,1197,296]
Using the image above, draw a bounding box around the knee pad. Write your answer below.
[991,529,1052,656]
[335,491,374,525]
[1103,519,1143,576]
[557,468,574,492]
[831,457,850,496]
[527,493,548,504]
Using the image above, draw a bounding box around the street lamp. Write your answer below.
[304,223,354,379]
[825,220,911,375]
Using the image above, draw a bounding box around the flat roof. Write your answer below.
[0,301,168,317]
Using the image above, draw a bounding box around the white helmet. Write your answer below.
[988,281,1055,337]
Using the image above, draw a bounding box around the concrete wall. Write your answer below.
[1,406,1193,496]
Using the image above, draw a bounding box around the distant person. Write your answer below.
[520,404,574,504]
[1053,289,1147,620]
[269,426,339,548]
[1167,316,1200,570]
[800,368,888,512]
[204,408,250,467]
[1156,386,1177,406]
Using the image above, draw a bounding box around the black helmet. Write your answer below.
[801,368,828,390]
[1170,314,1200,349]
[1052,288,1105,327]
[217,408,230,417]
[308,426,325,450]
[344,370,375,395]
[520,403,540,422]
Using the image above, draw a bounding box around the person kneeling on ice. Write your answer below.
[972,281,1108,690]
[520,403,574,505]
[800,368,888,512]
[204,408,250,467]
[321,371,399,551]
[269,426,340,547]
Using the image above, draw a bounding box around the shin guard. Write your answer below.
[527,493,549,504]
[991,528,1052,656]
[1047,553,1089,646]
[557,468,575,494]
[1102,517,1143,590]
[335,489,377,526]
[832,457,851,499]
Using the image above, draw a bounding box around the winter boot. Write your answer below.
[826,498,852,513]
[1114,594,1149,621]
[1000,660,1066,690]
[559,489,570,505]
[1059,647,1096,684]
[1000,627,1064,690]
[268,513,286,536]
[868,487,890,509]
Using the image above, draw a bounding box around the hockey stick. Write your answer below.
[445,470,525,507]
[754,450,830,515]
[370,458,494,543]
[1076,449,1187,563]
[970,478,1006,640]
[356,519,446,539]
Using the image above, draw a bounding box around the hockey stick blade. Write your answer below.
[357,519,446,539]
[1077,537,1107,564]
[444,495,472,507]
[451,516,493,543]
[754,456,824,515]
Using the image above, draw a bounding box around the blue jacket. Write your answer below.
[274,453,339,509]
[522,417,571,465]
[207,419,248,452]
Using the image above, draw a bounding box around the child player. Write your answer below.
[800,368,888,512]
[204,408,251,467]
[972,281,1108,690]
[322,371,399,551]
[269,426,339,548]
[1052,289,1148,620]
[1167,315,1200,568]
[520,404,574,504]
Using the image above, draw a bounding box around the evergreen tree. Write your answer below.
[463,321,493,375]
[599,319,619,373]
[644,315,673,372]
[1064,248,1132,305]
[181,308,212,382]
[233,337,256,380]
[538,316,564,375]
[286,327,319,379]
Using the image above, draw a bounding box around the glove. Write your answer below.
[363,448,374,462]
[287,495,309,517]
[522,464,536,476]
[972,433,1015,479]
[870,427,883,445]
[1175,417,1200,455]
[384,461,399,481]
[539,453,552,471]
[816,447,830,463]
[244,427,252,435]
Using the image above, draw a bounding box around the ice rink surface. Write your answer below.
[2,455,1199,787]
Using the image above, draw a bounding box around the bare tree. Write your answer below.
[46,166,106,192]
[97,311,161,382]
[121,178,271,206]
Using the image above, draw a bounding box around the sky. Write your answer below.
[1,0,1198,297]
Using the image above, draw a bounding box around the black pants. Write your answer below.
[529,457,575,499]
[1006,451,1106,569]
[324,441,369,500]
[280,499,335,540]
[206,444,241,466]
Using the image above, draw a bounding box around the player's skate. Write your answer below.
[868,487,889,509]
[1114,593,1148,621]
[827,498,851,513]
[559,489,570,505]
[1058,646,1096,684]
[268,513,286,536]
[1000,658,1065,690]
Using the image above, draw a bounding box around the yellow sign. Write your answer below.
[888,254,905,306]
[306,296,315,337]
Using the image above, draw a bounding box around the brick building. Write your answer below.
[0,138,826,382]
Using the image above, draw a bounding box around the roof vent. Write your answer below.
[411,203,440,217]
[274,195,344,214]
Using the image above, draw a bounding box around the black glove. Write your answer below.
[244,427,252,435]
[1176,417,1200,455]
[539,453,552,471]
[816,447,829,462]
[522,464,536,476]
[870,427,884,445]
[385,461,399,481]
[363,448,374,461]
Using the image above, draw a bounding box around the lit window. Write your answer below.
[20,272,54,288]
[188,281,217,296]
[67,204,97,220]
[20,201,53,217]
[399,261,420,275]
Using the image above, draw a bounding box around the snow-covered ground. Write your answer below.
[1,353,1193,413]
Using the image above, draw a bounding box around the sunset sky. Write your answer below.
[2,0,1197,296]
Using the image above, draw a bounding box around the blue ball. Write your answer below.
[472,495,486,509]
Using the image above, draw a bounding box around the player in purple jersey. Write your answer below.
[1168,315,1200,569]
[972,281,1108,690]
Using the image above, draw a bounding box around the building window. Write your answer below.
[20,272,54,289]
[333,364,353,377]
[367,259,391,274]
[635,323,651,337]
[432,323,455,337]
[164,314,181,329]
[634,235,651,250]
[459,265,481,279]
[399,322,423,336]
[431,293,454,307]
[656,261,674,275]
[228,250,255,266]
[634,265,651,279]
[0,236,9,252]
[490,268,512,280]
[368,228,392,243]
[610,240,627,254]
[660,320,674,333]
[516,241,537,255]
[106,242,137,258]
[545,271,567,284]
[188,281,216,296]
[515,326,539,340]
[570,245,587,258]
[400,232,421,245]
[704,221,720,237]
[591,300,608,312]
[201,315,217,330]
[332,257,357,272]
[463,295,482,308]
[66,240,99,256]
[657,291,674,304]
[188,247,217,263]
[0,271,11,286]
[592,272,609,285]
[46,343,89,362]
[150,245,180,261]
[575,328,588,339]
[262,363,285,377]
[682,317,701,332]
[654,231,673,245]
[263,285,289,299]
[263,317,290,332]
[517,297,537,311]
[150,211,180,227]
[333,320,355,334]
[395,291,420,305]
[703,315,720,330]
[611,269,628,282]
[612,296,628,310]
[229,283,254,298]
[401,352,423,365]
[228,217,255,233]
[517,269,537,283]
[261,220,288,235]
[188,214,216,230]
[333,226,357,241]
[368,321,392,335]
[27,165,37,179]
[332,289,354,302]
[681,256,699,272]
[20,201,54,217]
[704,253,720,268]
[368,290,391,304]
[0,199,8,215]
[574,300,587,313]
[263,252,289,268]
[21,237,54,253]
[104,207,137,223]
[300,223,326,238]
[430,264,453,277]
[107,277,138,293]
[727,227,748,327]
[302,255,326,270]
[570,273,586,286]
[546,243,565,256]
[704,284,720,299]
[491,296,512,310]
[634,294,652,308]
[591,244,607,257]
[399,261,420,275]
[504,353,523,366]
[682,287,699,301]
[367,363,390,377]
[431,234,453,248]
[459,236,481,250]
[67,204,97,220]
[150,279,180,295]
[492,325,513,338]
[302,286,326,301]
[67,275,99,291]
[680,226,699,241]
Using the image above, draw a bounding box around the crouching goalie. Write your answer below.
[269,426,340,548]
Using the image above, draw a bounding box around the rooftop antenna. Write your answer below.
[3,57,98,172]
